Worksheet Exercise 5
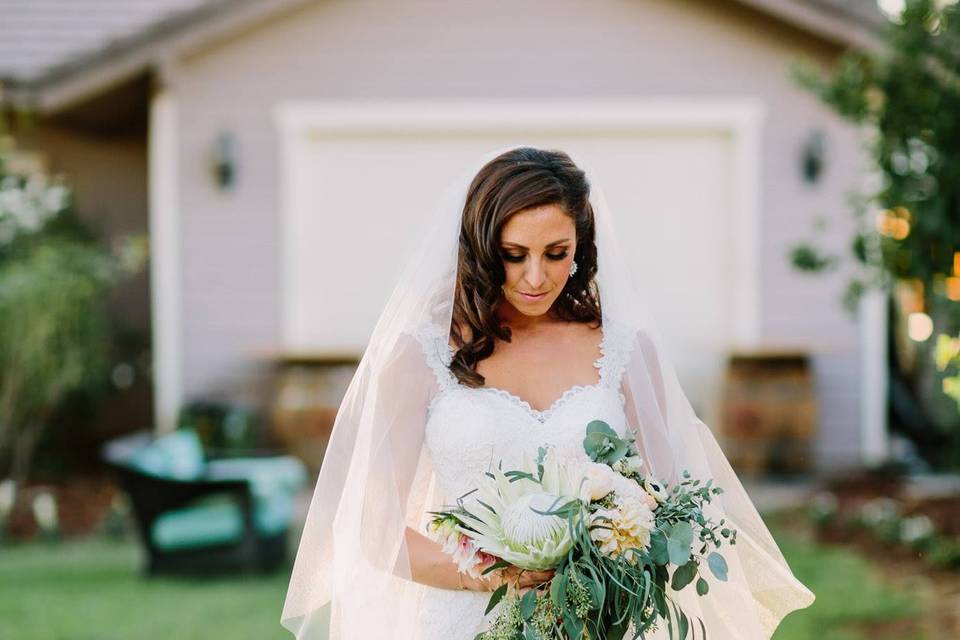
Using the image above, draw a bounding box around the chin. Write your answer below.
[510,295,557,316]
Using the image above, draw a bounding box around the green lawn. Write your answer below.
[769,515,927,640]
[0,516,930,640]
[0,537,293,640]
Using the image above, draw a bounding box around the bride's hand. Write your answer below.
[472,564,554,593]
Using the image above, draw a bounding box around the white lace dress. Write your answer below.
[412,319,668,639]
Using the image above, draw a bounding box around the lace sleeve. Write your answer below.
[412,322,458,394]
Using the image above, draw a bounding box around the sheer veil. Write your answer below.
[281,145,816,639]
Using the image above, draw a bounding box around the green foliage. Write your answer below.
[467,428,735,639]
[0,139,146,483]
[583,420,630,466]
[792,0,960,309]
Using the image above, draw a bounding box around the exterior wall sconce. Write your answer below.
[801,129,825,185]
[213,131,237,190]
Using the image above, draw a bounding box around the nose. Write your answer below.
[523,257,547,289]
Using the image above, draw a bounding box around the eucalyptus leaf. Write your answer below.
[666,522,694,566]
[586,420,618,438]
[696,576,709,596]
[670,559,698,591]
[649,530,670,565]
[520,590,537,620]
[708,552,729,582]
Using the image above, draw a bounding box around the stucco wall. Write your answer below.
[169,0,869,470]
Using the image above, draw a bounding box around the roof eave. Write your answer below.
[3,0,885,116]
[733,0,885,52]
[2,0,313,115]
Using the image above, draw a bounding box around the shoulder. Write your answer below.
[408,320,459,389]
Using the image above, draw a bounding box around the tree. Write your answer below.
[792,0,960,467]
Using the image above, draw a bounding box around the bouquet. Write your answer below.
[426,420,737,640]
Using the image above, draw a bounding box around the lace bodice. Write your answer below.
[409,319,647,639]
[414,318,638,504]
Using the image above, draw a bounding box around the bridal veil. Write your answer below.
[280,145,815,639]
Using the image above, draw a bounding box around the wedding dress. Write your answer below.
[411,317,670,639]
[281,145,815,640]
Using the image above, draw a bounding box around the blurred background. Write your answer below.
[1,0,959,638]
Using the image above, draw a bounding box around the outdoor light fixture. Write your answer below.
[212,131,237,190]
[801,129,825,185]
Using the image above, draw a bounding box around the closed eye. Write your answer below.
[503,251,568,263]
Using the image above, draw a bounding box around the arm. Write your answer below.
[405,525,555,592]
[404,526,492,591]
[373,333,552,592]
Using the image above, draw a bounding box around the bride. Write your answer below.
[281,146,815,639]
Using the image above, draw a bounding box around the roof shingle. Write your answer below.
[0,0,220,83]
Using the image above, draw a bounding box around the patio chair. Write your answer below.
[102,428,307,576]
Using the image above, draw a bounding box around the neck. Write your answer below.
[495,298,557,332]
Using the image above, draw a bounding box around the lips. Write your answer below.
[519,291,549,300]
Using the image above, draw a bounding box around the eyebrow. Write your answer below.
[500,238,572,249]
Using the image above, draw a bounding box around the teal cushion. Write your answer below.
[152,499,243,551]
[204,456,307,499]
[150,493,295,552]
[129,430,205,480]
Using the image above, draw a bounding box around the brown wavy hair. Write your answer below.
[449,147,602,387]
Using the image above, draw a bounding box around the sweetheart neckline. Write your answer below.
[418,318,635,423]
[443,324,608,422]
[463,381,606,423]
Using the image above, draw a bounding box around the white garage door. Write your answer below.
[276,100,762,426]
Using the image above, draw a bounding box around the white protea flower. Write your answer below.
[458,447,584,571]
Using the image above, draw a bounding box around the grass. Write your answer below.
[0,536,293,640]
[0,515,931,640]
[768,514,927,640]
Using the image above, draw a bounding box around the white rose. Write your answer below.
[583,462,616,501]
[622,455,644,475]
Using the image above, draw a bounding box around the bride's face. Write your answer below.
[498,204,577,317]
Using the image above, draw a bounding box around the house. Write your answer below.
[0,0,889,472]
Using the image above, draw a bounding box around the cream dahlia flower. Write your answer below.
[589,496,655,563]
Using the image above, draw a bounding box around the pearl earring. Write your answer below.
[569,260,578,277]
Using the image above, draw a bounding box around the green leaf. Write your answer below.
[649,530,670,565]
[563,613,583,638]
[696,576,709,596]
[670,559,698,591]
[549,575,566,608]
[586,420,617,438]
[485,584,508,615]
[583,420,631,464]
[482,560,510,575]
[708,552,729,582]
[520,590,537,620]
[666,522,694,566]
